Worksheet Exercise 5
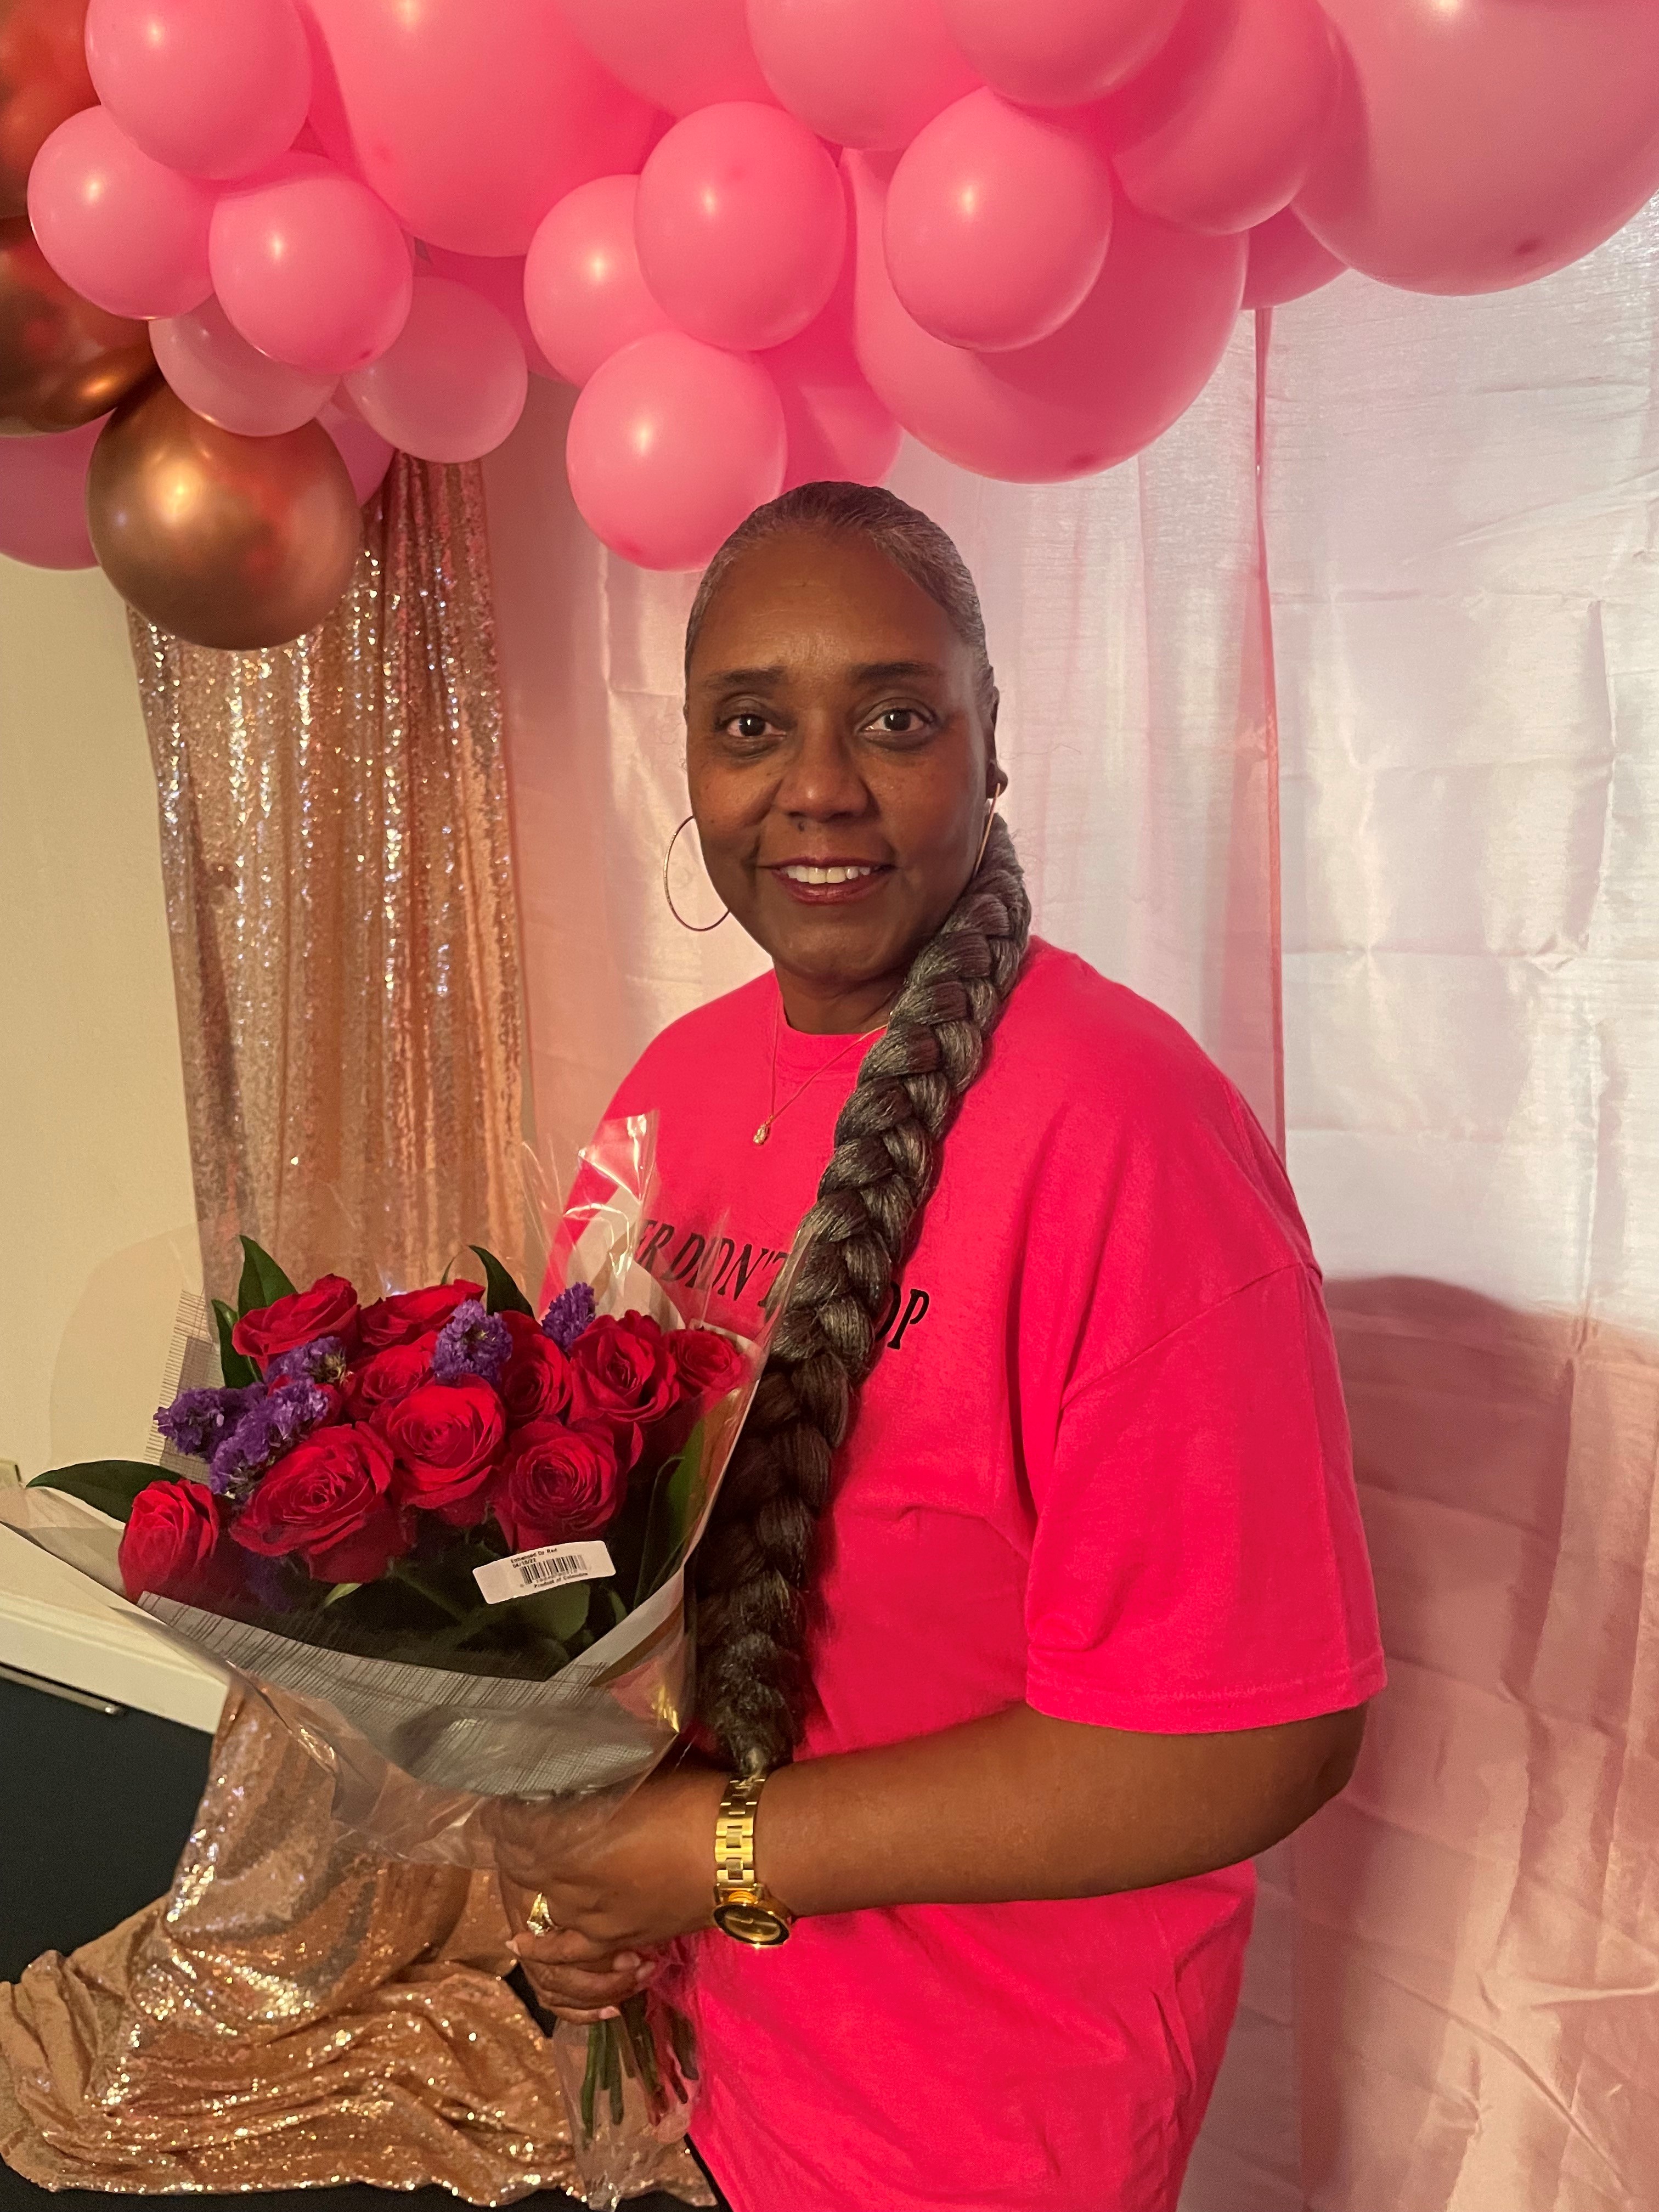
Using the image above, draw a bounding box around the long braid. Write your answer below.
[696,815,1031,1771]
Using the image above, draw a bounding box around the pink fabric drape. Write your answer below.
[483,201,1659,2209]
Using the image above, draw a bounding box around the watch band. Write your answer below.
[712,1771,795,1947]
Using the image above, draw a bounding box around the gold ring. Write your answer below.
[525,1892,560,1938]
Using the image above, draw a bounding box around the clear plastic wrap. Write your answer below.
[0,1115,782,2208]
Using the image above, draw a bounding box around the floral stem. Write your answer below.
[388,1560,470,1622]
[580,2023,601,2145]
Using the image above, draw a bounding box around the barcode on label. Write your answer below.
[522,1551,588,1585]
[473,1539,615,1606]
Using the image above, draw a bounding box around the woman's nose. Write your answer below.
[773,718,869,820]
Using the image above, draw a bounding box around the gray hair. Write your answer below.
[684,479,998,725]
[689,483,1029,1773]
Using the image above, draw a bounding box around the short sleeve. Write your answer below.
[1024,1261,1386,1734]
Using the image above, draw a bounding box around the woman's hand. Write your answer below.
[499,1762,727,2023]
[500,1900,651,2024]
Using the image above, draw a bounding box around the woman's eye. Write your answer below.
[724,713,773,741]
[870,708,929,737]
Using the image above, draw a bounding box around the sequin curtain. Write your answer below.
[0,1690,707,2205]
[129,456,526,1304]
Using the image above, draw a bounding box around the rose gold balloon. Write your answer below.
[0,0,92,219]
[88,381,362,650]
[0,213,152,430]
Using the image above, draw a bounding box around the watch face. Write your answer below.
[713,1896,792,1947]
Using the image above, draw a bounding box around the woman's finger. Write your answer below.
[517,1959,652,2012]
[512,1923,631,1968]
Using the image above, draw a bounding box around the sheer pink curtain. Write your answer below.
[482,200,1659,2205]
[1258,205,1659,2212]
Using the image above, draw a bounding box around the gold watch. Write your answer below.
[712,1772,795,1947]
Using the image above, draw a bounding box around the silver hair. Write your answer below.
[684,479,998,724]
[687,482,1027,1772]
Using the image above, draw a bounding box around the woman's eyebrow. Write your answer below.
[697,664,785,691]
[850,659,945,684]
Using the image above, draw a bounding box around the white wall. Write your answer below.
[0,559,200,1481]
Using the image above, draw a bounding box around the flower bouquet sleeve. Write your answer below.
[0,1115,782,2210]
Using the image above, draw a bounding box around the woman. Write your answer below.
[512,482,1385,2212]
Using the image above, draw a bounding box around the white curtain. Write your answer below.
[481,202,1659,2209]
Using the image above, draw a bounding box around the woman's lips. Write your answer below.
[766,861,893,906]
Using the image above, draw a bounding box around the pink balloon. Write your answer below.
[318,397,393,503]
[210,156,412,377]
[1243,205,1343,308]
[27,106,212,319]
[85,0,310,181]
[557,0,772,116]
[1108,0,1338,235]
[151,297,335,435]
[567,330,786,569]
[848,149,1244,483]
[766,301,901,492]
[939,0,1182,106]
[1297,0,1659,294]
[0,417,99,568]
[885,89,1113,351]
[523,176,672,387]
[343,272,528,464]
[636,103,846,352]
[424,247,558,381]
[301,0,659,258]
[747,0,978,152]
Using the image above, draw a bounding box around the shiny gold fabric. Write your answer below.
[0,1691,706,2204]
[129,455,527,1302]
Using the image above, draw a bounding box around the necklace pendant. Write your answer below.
[753,1121,771,1146]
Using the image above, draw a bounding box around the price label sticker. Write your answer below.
[473,1541,616,1606]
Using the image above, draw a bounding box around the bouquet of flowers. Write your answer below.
[1,1118,777,2209]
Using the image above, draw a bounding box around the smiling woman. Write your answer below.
[504,482,1385,2212]
[684,498,1004,1035]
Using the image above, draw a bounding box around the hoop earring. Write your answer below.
[663,814,729,933]
[973,791,1001,875]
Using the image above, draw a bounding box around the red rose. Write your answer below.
[568,1312,681,1429]
[357,1279,483,1352]
[669,1326,748,1403]
[500,1310,573,1426]
[232,1424,408,1584]
[494,1419,623,1554]
[345,1334,438,1418]
[232,1273,360,1367]
[374,1376,505,1525]
[119,1478,224,1602]
[568,1409,643,1474]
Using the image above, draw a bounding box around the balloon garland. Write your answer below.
[0,0,1653,645]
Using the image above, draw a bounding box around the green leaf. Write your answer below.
[27,1460,173,1522]
[468,1244,535,1318]
[212,1297,259,1389]
[321,1581,362,1608]
[513,1580,591,1644]
[236,1235,296,1317]
[634,1419,706,1606]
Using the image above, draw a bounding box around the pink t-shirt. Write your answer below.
[602,941,1385,2212]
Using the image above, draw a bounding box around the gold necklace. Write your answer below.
[754,1005,887,1146]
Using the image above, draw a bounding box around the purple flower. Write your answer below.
[541,1282,597,1352]
[432,1297,511,1386]
[266,1334,348,1387]
[155,1384,264,1463]
[209,1380,332,1499]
